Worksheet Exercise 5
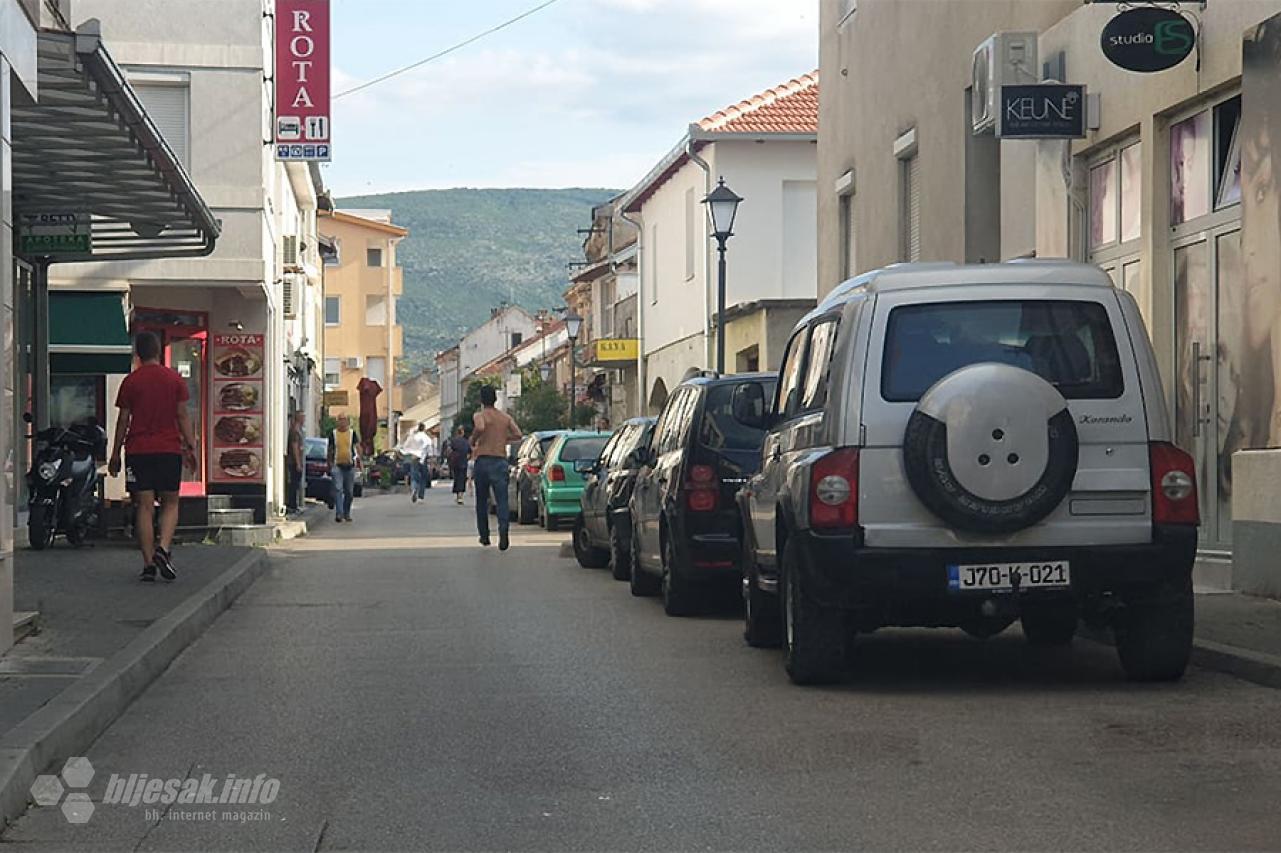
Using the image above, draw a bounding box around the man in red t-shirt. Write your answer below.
[108,332,198,581]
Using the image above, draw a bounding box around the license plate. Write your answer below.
[947,561,1070,592]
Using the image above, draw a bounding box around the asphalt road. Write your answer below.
[6,486,1281,851]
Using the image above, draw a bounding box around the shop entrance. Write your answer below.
[134,309,208,497]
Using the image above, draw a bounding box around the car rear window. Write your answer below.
[560,437,608,462]
[304,438,327,460]
[538,436,558,455]
[882,300,1124,402]
[700,381,777,451]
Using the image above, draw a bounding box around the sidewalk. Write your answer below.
[1189,590,1281,689]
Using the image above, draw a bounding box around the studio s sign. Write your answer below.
[1101,7,1196,73]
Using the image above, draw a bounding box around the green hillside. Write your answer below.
[336,187,620,377]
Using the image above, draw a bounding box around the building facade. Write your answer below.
[818,0,1281,592]
[622,74,819,412]
[319,209,406,447]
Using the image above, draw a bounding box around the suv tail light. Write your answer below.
[809,448,860,529]
[685,464,718,512]
[1150,442,1198,525]
[549,464,565,482]
[524,463,541,476]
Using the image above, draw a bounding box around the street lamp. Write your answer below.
[703,177,743,375]
[539,362,552,383]
[564,309,583,427]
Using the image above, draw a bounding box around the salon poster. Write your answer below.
[210,333,265,483]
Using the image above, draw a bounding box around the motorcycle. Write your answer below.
[25,417,106,550]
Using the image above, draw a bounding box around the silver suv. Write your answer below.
[738,261,1199,685]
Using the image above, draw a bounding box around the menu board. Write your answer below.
[210,334,265,484]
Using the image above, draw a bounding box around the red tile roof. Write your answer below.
[697,72,819,135]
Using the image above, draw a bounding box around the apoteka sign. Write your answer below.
[1101,6,1196,73]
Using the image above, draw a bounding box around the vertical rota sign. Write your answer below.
[275,0,331,161]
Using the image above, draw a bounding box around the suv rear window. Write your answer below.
[560,437,608,462]
[881,300,1124,402]
[700,381,778,451]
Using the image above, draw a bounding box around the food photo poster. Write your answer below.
[210,334,265,484]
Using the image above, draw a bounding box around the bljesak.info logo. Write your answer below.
[30,757,280,825]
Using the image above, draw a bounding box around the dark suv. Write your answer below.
[509,430,566,524]
[573,416,657,579]
[629,373,777,615]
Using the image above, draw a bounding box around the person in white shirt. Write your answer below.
[399,423,435,503]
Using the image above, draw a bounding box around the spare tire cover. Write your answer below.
[903,363,1079,534]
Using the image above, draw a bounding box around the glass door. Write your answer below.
[165,332,207,496]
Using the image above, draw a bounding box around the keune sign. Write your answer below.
[275,0,331,161]
[998,84,1087,139]
[1101,6,1196,73]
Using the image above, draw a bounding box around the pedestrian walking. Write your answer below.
[399,422,434,503]
[470,385,522,550]
[285,411,305,515]
[445,426,471,505]
[326,414,362,523]
[107,332,198,582]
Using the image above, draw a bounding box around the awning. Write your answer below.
[9,23,220,261]
[49,291,132,374]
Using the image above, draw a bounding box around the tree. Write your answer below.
[454,376,501,433]
[511,369,568,432]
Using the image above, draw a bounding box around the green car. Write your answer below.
[539,430,612,531]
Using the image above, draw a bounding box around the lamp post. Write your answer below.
[564,309,583,427]
[539,361,552,383]
[702,177,743,375]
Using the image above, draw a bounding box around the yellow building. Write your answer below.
[319,209,407,445]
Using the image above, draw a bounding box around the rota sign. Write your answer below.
[1101,7,1196,73]
[275,0,331,161]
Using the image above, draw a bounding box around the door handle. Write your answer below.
[1192,341,1212,438]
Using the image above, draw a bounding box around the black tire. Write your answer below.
[1115,572,1194,682]
[661,533,697,616]
[960,616,1015,640]
[518,486,537,525]
[609,523,630,581]
[546,513,560,532]
[28,504,55,551]
[629,525,660,597]
[65,518,90,548]
[903,406,1078,535]
[573,516,610,568]
[1021,602,1078,647]
[781,537,846,685]
[743,536,782,648]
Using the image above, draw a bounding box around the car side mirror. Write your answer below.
[731,383,769,430]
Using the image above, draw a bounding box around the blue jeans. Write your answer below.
[410,460,428,500]
[332,464,356,519]
[473,456,510,538]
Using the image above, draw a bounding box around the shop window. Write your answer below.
[50,376,105,432]
[1090,142,1142,249]
[365,295,387,326]
[1089,159,1118,248]
[324,358,341,389]
[1172,110,1212,224]
[367,247,383,267]
[325,296,341,326]
[1215,96,1242,209]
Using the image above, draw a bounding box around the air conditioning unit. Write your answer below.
[344,356,363,370]
[282,235,299,267]
[281,274,298,320]
[972,31,1039,135]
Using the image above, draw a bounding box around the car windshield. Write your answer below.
[700,381,777,451]
[881,300,1124,402]
[559,437,608,462]
[304,438,327,460]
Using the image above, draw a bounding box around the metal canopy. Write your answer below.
[9,25,220,262]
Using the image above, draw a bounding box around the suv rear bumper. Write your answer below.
[793,525,1196,609]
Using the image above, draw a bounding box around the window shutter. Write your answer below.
[905,155,922,262]
[282,274,297,319]
[132,83,189,167]
[282,235,299,266]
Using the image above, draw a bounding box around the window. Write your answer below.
[881,300,1124,402]
[1089,159,1118,248]
[839,194,856,279]
[1119,143,1142,242]
[1214,96,1242,209]
[561,437,609,462]
[650,225,660,304]
[365,294,388,325]
[50,376,105,433]
[699,381,777,451]
[367,247,383,267]
[323,358,341,389]
[900,154,921,261]
[325,296,341,325]
[685,187,697,281]
[1171,110,1211,224]
[598,428,627,469]
[800,320,839,410]
[366,356,387,386]
[653,390,681,453]
[1089,142,1143,250]
[775,329,810,419]
[511,332,523,348]
[131,80,190,166]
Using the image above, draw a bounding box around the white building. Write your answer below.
[437,304,538,428]
[621,74,820,411]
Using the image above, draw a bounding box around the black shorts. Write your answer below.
[126,453,183,494]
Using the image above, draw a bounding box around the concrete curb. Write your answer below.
[0,549,270,828]
[1080,625,1281,690]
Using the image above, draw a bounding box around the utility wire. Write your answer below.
[334,0,564,100]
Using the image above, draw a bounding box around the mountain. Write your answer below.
[335,187,621,377]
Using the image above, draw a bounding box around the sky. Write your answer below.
[324,0,818,196]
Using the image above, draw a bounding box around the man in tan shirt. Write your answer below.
[471,385,523,550]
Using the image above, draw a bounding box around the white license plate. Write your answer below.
[947,561,1070,592]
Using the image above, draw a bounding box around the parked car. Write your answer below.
[739,261,1199,685]
[629,372,778,615]
[538,431,612,531]
[572,416,657,578]
[509,430,566,524]
[304,437,334,509]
